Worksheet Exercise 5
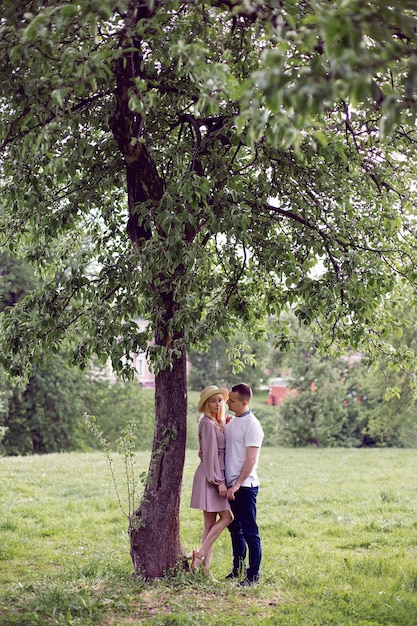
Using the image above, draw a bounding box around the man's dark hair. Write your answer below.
[231,383,253,402]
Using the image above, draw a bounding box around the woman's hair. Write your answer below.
[231,383,252,402]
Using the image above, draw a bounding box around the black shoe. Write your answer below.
[225,570,239,579]
[239,576,260,587]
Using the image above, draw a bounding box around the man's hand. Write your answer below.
[227,484,240,500]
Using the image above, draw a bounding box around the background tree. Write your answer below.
[0,252,90,455]
[0,252,156,455]
[84,377,156,450]
[355,292,417,447]
[1,353,89,455]
[274,296,417,448]
[187,332,268,391]
[1,1,417,578]
[0,252,39,309]
[277,330,362,447]
[355,365,414,447]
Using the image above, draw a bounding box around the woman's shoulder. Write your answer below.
[199,415,214,428]
[199,415,223,432]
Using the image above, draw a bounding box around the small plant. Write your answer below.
[83,414,177,534]
[83,413,138,520]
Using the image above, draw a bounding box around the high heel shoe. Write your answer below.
[191,549,204,571]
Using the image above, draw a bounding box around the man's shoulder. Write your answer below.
[248,410,261,424]
[247,412,264,435]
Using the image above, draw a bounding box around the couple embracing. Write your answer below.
[190,383,264,586]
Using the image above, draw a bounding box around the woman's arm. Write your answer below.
[199,419,225,485]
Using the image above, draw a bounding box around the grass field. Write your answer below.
[1,447,417,625]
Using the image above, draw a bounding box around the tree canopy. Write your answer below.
[1,0,417,578]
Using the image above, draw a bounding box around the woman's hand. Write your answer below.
[218,482,227,497]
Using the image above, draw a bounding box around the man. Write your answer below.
[225,382,264,586]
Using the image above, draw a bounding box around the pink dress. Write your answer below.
[190,416,231,512]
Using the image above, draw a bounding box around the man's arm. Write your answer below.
[227,446,259,500]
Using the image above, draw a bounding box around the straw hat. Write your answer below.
[198,385,229,413]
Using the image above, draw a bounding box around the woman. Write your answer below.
[190,385,234,574]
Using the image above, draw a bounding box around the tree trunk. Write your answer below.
[129,344,188,578]
[110,1,191,578]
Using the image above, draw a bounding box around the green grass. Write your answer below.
[1,448,417,625]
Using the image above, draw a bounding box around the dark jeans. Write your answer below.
[228,486,261,580]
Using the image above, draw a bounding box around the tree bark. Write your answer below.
[129,341,187,578]
[109,1,164,247]
[110,1,189,578]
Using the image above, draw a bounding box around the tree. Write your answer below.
[355,364,414,447]
[0,252,89,455]
[187,332,269,391]
[1,352,89,455]
[355,290,417,447]
[1,1,417,578]
[0,252,39,310]
[277,339,363,447]
[84,378,156,450]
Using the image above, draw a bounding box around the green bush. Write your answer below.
[84,381,155,450]
[250,405,281,446]
[0,354,88,456]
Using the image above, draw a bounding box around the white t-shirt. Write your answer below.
[225,411,264,488]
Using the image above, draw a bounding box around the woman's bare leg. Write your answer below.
[200,511,216,571]
[197,510,234,572]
